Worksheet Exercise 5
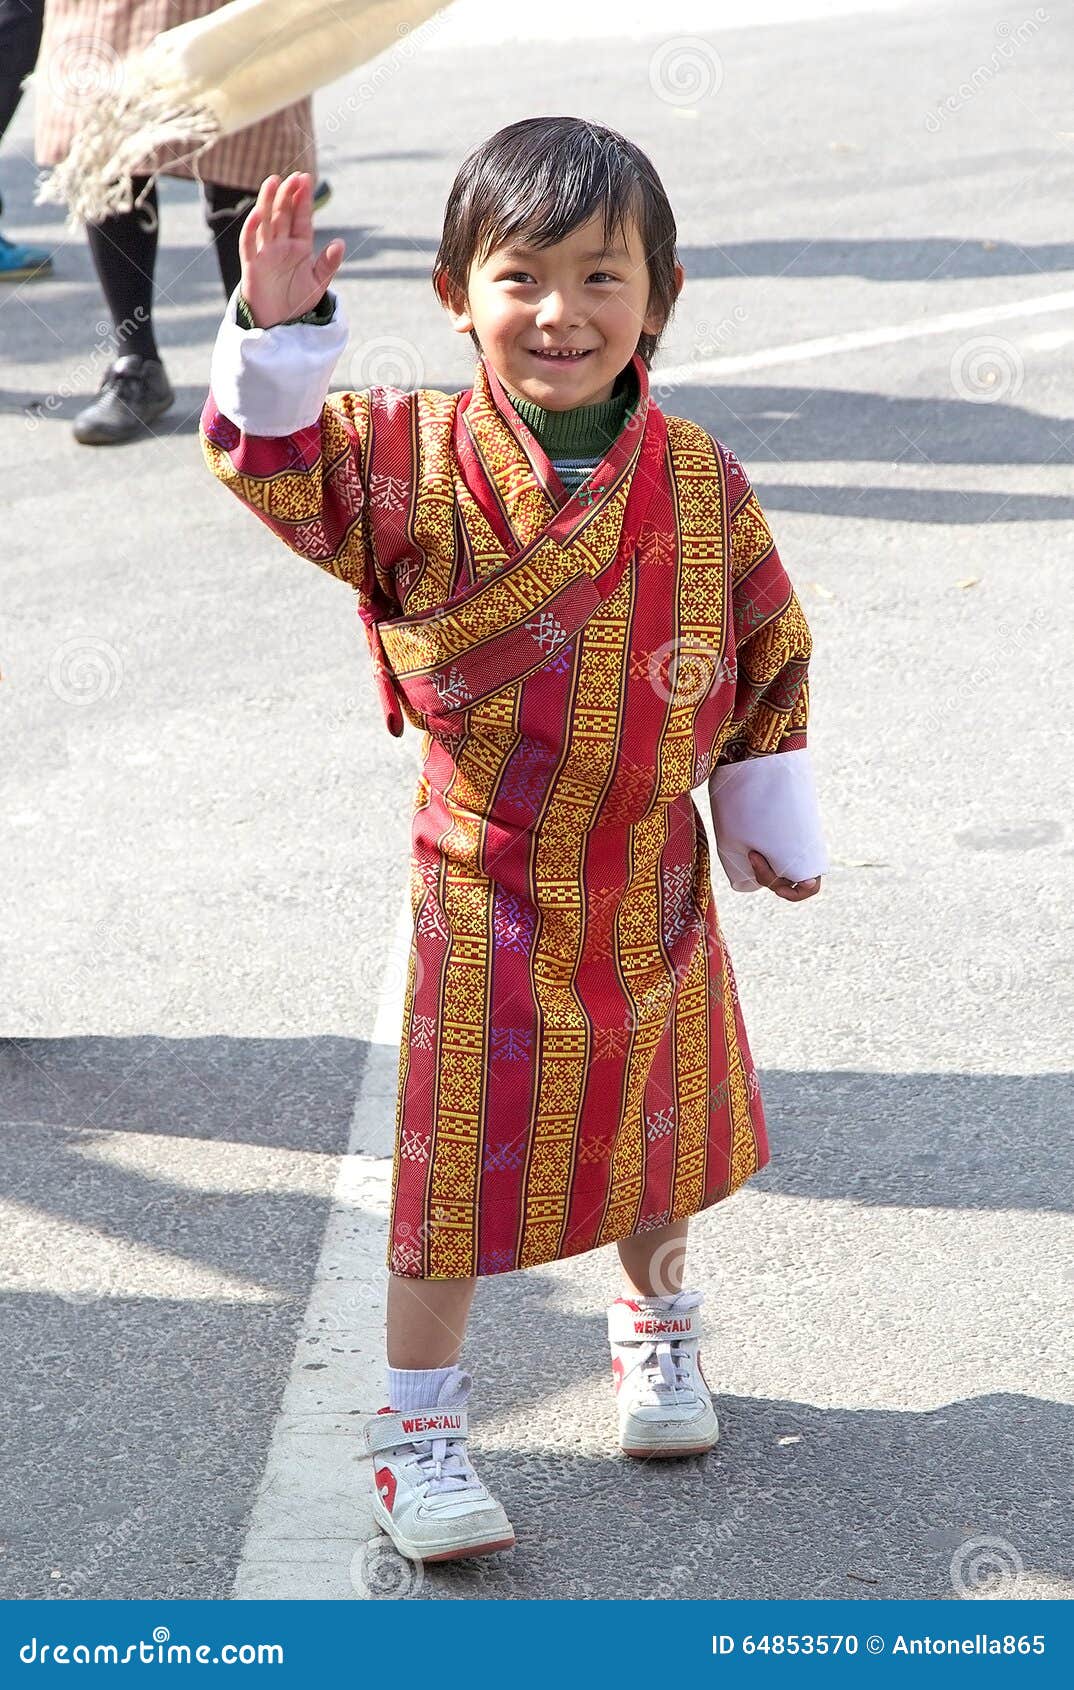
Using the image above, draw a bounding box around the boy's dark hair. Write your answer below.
[432,116,679,369]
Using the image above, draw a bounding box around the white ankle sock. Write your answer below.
[622,1288,700,1311]
[387,1364,459,1411]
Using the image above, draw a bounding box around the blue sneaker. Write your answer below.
[0,231,52,280]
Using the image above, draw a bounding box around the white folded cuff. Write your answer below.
[208,283,350,436]
[707,745,830,893]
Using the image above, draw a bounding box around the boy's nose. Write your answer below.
[534,292,582,329]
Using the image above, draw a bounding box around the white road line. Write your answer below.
[1022,327,1074,352]
[232,895,414,1601]
[655,289,1074,385]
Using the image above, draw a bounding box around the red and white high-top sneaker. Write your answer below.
[607,1289,720,1458]
[362,1366,515,1562]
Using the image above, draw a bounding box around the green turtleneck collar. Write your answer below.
[502,362,639,459]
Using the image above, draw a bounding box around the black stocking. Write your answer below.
[84,174,259,364]
[203,180,258,300]
[84,175,160,361]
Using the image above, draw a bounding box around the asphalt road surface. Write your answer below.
[1,0,1071,1603]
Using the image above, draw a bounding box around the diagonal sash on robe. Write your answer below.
[362,350,667,737]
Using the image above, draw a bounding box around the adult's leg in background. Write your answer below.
[0,0,45,220]
[84,175,161,360]
[202,179,258,300]
[0,0,44,145]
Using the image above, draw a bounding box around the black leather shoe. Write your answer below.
[72,352,175,444]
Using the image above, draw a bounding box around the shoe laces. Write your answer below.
[622,1290,704,1403]
[394,1366,484,1498]
[400,1431,482,1497]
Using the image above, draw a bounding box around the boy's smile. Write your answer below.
[438,210,683,410]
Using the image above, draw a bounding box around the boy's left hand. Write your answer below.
[748,849,822,901]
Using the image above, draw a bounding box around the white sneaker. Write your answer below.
[362,1365,516,1562]
[607,1289,720,1458]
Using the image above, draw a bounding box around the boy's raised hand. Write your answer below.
[239,171,346,328]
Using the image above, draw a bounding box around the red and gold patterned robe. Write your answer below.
[200,343,813,1280]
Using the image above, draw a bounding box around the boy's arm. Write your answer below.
[707,449,830,893]
[198,285,396,616]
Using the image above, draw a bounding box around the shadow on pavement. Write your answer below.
[2,1035,1069,1600]
[415,1385,1074,1600]
[677,238,1074,283]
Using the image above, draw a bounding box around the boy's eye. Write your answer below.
[497,270,620,284]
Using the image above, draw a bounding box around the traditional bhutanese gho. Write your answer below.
[199,287,829,1280]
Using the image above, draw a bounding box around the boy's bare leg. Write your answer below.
[386,1272,477,1368]
[616,1218,689,1297]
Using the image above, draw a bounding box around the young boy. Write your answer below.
[200,118,827,1564]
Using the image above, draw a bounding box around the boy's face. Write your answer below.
[439,210,683,410]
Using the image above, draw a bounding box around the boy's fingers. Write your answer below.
[289,171,314,245]
[313,237,345,282]
[747,849,777,888]
[253,174,280,252]
[257,173,279,219]
[283,169,309,239]
[238,205,262,265]
[747,849,821,901]
[271,174,293,243]
[268,171,299,245]
[279,172,306,246]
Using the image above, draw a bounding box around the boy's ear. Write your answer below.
[437,271,473,335]
[642,259,685,336]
